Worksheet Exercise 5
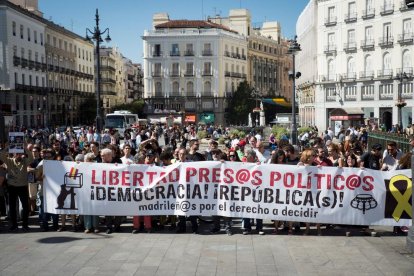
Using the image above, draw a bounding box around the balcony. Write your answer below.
[101,91,117,96]
[241,55,246,60]
[184,50,194,56]
[152,51,162,57]
[225,92,233,98]
[151,72,162,77]
[13,56,20,66]
[202,71,213,76]
[380,4,394,15]
[377,69,393,79]
[203,91,213,97]
[396,67,413,78]
[187,92,195,97]
[398,33,414,45]
[101,65,115,71]
[324,16,337,27]
[47,64,54,71]
[225,71,231,77]
[170,71,180,77]
[360,39,375,50]
[28,60,35,69]
[378,36,394,48]
[342,72,356,81]
[184,71,194,77]
[359,71,375,79]
[344,12,357,23]
[21,58,28,68]
[361,90,375,100]
[170,51,180,57]
[224,51,231,57]
[101,78,116,84]
[326,94,336,102]
[171,91,181,97]
[54,66,60,73]
[324,44,337,55]
[41,63,47,72]
[344,92,357,101]
[202,50,213,56]
[34,61,42,71]
[343,42,357,52]
[320,75,337,82]
[362,9,375,19]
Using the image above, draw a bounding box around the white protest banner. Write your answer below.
[44,160,412,226]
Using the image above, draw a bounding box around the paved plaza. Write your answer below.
[0,219,413,276]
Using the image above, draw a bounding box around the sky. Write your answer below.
[39,0,309,64]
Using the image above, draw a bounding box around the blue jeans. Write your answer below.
[242,218,263,231]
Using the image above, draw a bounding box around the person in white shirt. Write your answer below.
[382,141,403,171]
[120,144,134,164]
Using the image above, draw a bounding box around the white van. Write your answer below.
[105,110,138,138]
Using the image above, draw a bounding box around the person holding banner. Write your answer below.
[242,147,264,235]
[176,147,199,234]
[0,143,33,232]
[82,153,100,234]
[298,149,322,236]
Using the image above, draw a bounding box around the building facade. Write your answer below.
[0,0,95,128]
[297,0,414,132]
[142,13,248,125]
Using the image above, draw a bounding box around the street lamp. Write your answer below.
[396,72,409,132]
[287,35,302,145]
[251,88,262,127]
[86,9,111,132]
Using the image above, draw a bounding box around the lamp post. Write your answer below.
[396,72,408,132]
[287,35,302,145]
[251,88,262,127]
[86,9,111,132]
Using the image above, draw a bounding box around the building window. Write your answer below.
[185,62,193,75]
[171,44,179,56]
[40,33,43,45]
[204,81,211,95]
[27,28,31,41]
[16,95,20,110]
[28,50,32,61]
[34,30,37,43]
[187,81,194,95]
[14,72,18,84]
[20,25,23,39]
[203,62,211,75]
[12,21,16,36]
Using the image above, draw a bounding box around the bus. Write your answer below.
[105,110,138,138]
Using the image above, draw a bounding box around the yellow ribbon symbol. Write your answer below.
[389,175,412,222]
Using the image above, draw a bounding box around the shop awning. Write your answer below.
[262,98,291,108]
[330,108,364,121]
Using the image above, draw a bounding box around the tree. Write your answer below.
[78,95,97,125]
[111,99,145,117]
[226,81,256,125]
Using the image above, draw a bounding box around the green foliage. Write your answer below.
[298,126,313,135]
[228,129,246,139]
[271,125,289,140]
[226,81,256,125]
[197,130,208,139]
[217,137,226,145]
[111,99,145,116]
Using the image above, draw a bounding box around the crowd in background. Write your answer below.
[0,122,412,236]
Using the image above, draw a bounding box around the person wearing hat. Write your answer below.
[358,143,382,170]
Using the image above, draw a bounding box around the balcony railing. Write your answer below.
[21,58,28,68]
[359,71,375,79]
[202,71,213,76]
[151,72,162,77]
[170,71,180,77]
[101,65,115,71]
[342,72,356,81]
[170,51,180,57]
[377,69,393,78]
[360,39,375,50]
[101,91,117,96]
[398,33,414,44]
[202,50,213,56]
[380,4,394,15]
[361,91,375,100]
[184,50,194,56]
[28,60,35,69]
[344,92,357,101]
[320,75,337,82]
[343,42,357,52]
[224,51,231,57]
[378,36,394,47]
[225,71,231,77]
[101,78,116,84]
[184,71,194,77]
[362,9,375,19]
[203,91,213,97]
[13,56,20,66]
[241,55,246,60]
[152,51,162,57]
[396,67,413,77]
[324,44,337,55]
[324,16,337,26]
[344,12,357,23]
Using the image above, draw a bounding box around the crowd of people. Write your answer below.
[0,123,412,236]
